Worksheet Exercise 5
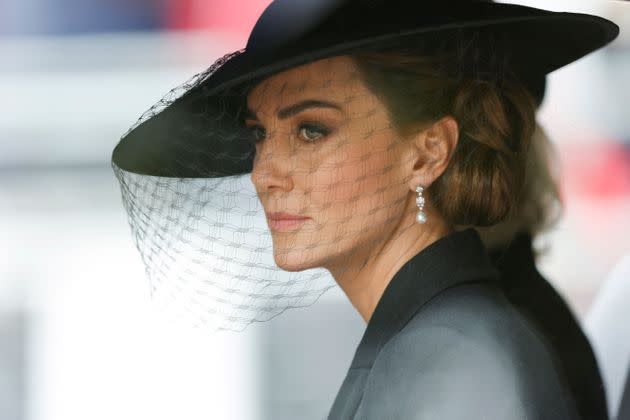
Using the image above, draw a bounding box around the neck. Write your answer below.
[327,208,452,323]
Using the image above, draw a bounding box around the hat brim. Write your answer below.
[112,8,618,178]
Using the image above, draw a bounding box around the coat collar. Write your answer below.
[488,231,536,283]
[618,367,630,420]
[350,227,500,368]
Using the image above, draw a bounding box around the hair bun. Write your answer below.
[431,76,536,226]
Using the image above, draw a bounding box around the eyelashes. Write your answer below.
[299,123,330,142]
[246,122,332,144]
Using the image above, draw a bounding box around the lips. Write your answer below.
[266,211,310,221]
[266,212,310,232]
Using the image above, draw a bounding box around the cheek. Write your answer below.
[307,136,405,225]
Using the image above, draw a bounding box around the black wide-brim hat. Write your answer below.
[111,0,618,178]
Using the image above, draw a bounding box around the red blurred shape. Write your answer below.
[166,0,272,37]
[561,140,630,199]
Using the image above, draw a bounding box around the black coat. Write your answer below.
[618,371,630,420]
[488,232,609,420]
[327,228,582,419]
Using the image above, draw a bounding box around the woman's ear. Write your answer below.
[408,115,459,188]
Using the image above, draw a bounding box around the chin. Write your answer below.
[272,248,316,272]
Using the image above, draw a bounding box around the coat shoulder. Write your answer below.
[357,282,580,420]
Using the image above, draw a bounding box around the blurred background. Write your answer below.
[0,1,628,419]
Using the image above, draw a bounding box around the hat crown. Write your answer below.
[246,0,343,54]
[246,0,522,55]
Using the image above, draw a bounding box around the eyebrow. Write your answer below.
[244,99,343,121]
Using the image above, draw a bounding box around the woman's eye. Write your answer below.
[246,123,329,144]
[299,124,330,142]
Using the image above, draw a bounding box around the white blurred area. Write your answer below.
[1,1,629,420]
[2,170,263,420]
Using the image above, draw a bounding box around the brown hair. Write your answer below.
[351,29,538,227]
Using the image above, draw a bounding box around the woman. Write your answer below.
[110,1,619,418]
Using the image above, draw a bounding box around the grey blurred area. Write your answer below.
[0,313,26,420]
[259,299,364,420]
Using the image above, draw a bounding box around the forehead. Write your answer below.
[247,55,364,109]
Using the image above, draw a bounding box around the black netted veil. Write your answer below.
[112,49,339,332]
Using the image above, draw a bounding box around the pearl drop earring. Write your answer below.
[415,184,427,224]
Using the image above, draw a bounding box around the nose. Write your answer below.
[250,130,295,195]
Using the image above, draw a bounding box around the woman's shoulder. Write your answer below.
[359,282,580,419]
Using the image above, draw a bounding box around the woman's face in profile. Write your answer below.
[247,56,413,272]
